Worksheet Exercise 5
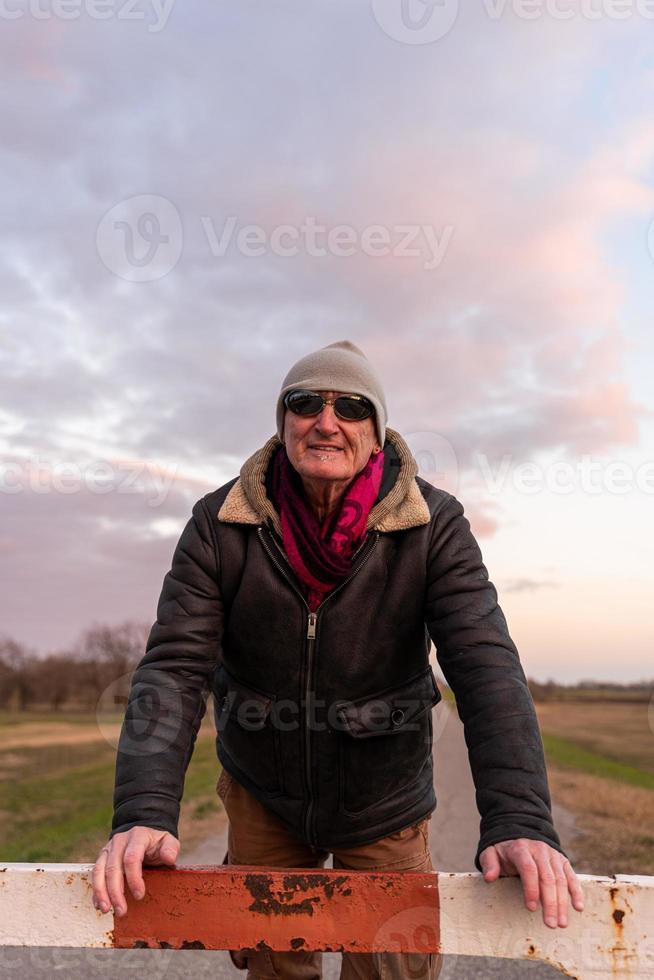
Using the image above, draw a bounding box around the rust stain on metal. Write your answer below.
[245,873,321,916]
[113,866,440,953]
[609,885,625,941]
[245,872,356,916]
[606,880,640,977]
[281,873,351,900]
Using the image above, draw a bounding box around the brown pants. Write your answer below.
[217,769,442,980]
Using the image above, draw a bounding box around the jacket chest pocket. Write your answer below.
[212,664,283,797]
[334,665,441,816]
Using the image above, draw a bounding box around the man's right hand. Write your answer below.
[91,827,180,916]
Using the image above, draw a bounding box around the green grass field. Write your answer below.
[0,714,221,862]
[537,700,654,874]
[541,733,654,791]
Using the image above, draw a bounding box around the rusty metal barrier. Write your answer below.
[0,864,652,978]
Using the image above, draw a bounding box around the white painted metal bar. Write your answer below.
[0,864,652,979]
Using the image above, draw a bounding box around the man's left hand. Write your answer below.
[478,839,585,928]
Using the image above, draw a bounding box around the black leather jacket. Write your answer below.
[110,428,565,871]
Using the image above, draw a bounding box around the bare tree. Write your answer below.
[0,640,15,709]
[35,653,77,711]
[74,620,150,707]
[0,636,38,710]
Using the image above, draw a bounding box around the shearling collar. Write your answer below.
[216,427,431,536]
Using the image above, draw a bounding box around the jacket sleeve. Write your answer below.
[424,492,567,872]
[110,495,223,840]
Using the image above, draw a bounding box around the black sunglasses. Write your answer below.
[283,389,374,422]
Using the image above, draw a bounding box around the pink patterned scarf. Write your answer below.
[270,446,385,611]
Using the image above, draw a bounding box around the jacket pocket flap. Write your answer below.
[334,666,441,738]
[213,664,276,722]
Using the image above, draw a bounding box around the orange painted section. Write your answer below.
[113,866,441,953]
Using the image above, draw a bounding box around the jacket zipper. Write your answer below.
[257,523,379,844]
[304,610,318,844]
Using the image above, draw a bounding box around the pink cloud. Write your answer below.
[1,22,71,87]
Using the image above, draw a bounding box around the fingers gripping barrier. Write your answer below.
[0,865,652,978]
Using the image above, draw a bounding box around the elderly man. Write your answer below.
[93,340,584,979]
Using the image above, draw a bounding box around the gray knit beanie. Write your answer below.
[276,340,388,449]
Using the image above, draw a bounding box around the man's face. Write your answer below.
[282,390,379,486]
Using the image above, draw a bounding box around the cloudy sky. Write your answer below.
[1,0,653,682]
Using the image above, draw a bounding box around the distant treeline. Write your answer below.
[438,676,652,705]
[526,677,653,703]
[1,624,651,711]
[0,622,150,712]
